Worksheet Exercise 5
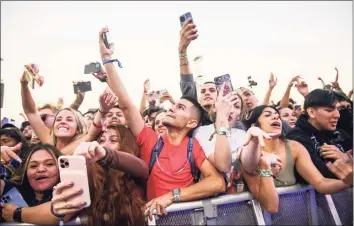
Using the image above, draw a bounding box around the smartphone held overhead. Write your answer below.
[73,81,92,94]
[214,74,234,96]
[84,62,101,74]
[180,12,193,27]
[24,64,44,89]
[102,31,113,49]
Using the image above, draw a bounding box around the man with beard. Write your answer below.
[97,26,225,220]
[21,121,33,142]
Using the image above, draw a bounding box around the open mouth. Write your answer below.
[271,121,281,127]
[36,175,49,181]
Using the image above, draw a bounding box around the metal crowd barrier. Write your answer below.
[1,185,351,225]
[148,184,353,225]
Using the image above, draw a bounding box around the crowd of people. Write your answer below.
[0,18,353,225]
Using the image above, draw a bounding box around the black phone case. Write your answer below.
[84,62,101,74]
[102,32,110,49]
[74,81,92,94]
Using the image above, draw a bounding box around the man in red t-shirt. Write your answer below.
[98,26,225,221]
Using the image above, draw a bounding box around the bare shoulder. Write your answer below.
[287,139,308,158]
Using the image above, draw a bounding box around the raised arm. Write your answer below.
[293,141,351,193]
[20,72,51,144]
[262,73,277,105]
[179,19,199,99]
[317,77,326,88]
[139,79,149,116]
[70,90,85,111]
[295,78,309,98]
[279,75,300,108]
[98,27,144,138]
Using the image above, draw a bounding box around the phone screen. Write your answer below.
[180,12,193,27]
[214,74,234,96]
[73,81,92,94]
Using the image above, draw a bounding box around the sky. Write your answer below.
[1,1,352,122]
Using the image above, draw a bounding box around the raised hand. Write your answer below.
[178,18,199,53]
[295,78,309,97]
[144,79,150,93]
[92,65,108,82]
[98,27,115,59]
[99,89,117,113]
[215,83,239,127]
[73,141,106,164]
[269,73,277,89]
[0,143,22,165]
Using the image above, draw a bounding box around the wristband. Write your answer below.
[256,168,273,177]
[102,59,123,68]
[51,203,65,226]
[13,207,22,223]
[179,53,188,59]
[98,109,107,115]
[92,121,102,129]
[144,89,148,94]
[180,61,189,66]
[216,126,231,137]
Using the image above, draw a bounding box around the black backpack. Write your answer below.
[148,136,200,183]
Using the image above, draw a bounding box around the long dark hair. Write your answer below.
[11,144,61,206]
[0,127,30,160]
[244,105,286,139]
[82,125,146,226]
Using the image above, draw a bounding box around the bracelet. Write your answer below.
[92,121,102,129]
[102,59,123,68]
[98,109,107,115]
[179,52,188,59]
[180,61,189,66]
[13,207,22,222]
[144,89,148,94]
[51,203,65,226]
[256,168,273,177]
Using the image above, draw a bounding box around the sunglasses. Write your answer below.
[40,114,54,121]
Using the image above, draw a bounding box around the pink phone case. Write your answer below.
[58,156,91,208]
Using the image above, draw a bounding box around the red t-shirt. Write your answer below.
[137,126,206,201]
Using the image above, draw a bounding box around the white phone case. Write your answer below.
[58,156,91,208]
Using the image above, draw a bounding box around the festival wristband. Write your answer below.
[102,59,123,68]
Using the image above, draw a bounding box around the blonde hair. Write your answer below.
[50,108,88,146]
[38,103,58,114]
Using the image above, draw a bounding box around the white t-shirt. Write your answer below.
[193,124,247,179]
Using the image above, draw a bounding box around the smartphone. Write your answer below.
[102,32,112,49]
[84,62,101,74]
[147,91,161,107]
[214,74,234,96]
[0,187,28,207]
[180,12,193,27]
[73,81,92,94]
[58,156,91,208]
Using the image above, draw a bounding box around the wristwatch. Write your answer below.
[172,188,181,203]
[216,126,231,137]
[13,207,23,222]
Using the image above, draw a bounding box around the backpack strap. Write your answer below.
[187,138,200,183]
[148,136,164,175]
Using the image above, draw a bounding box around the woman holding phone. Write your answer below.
[20,71,117,155]
[51,124,148,226]
[0,144,61,222]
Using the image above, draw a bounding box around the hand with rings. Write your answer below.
[51,181,86,216]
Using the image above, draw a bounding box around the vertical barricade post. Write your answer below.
[202,199,217,225]
[324,194,342,225]
[250,199,266,225]
[308,188,318,225]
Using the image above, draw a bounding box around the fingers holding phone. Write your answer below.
[99,27,115,59]
[179,13,198,52]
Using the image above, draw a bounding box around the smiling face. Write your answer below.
[105,107,126,126]
[99,128,120,151]
[53,110,78,139]
[199,83,217,110]
[26,149,59,193]
[279,107,297,128]
[257,107,282,134]
[153,112,167,136]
